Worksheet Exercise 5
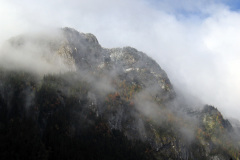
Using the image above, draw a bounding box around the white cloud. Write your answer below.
[0,0,240,119]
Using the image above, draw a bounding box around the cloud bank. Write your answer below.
[1,0,240,119]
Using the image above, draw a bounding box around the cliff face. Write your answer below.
[60,27,175,101]
[0,27,239,160]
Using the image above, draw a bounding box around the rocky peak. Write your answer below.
[62,27,100,48]
[59,28,175,101]
[201,105,232,131]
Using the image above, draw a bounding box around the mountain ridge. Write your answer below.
[0,27,239,160]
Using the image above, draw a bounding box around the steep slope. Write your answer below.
[0,27,239,160]
[60,27,175,101]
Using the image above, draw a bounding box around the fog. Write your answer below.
[1,0,240,120]
[0,29,74,74]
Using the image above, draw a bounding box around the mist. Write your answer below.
[0,29,75,74]
[1,0,240,120]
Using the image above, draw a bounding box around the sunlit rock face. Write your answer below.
[61,27,176,101]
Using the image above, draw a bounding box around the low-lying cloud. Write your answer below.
[1,0,240,120]
[0,30,73,74]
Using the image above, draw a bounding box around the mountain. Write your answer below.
[0,27,239,160]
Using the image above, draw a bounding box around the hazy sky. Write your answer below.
[1,0,240,119]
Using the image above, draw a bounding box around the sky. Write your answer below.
[0,0,240,120]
